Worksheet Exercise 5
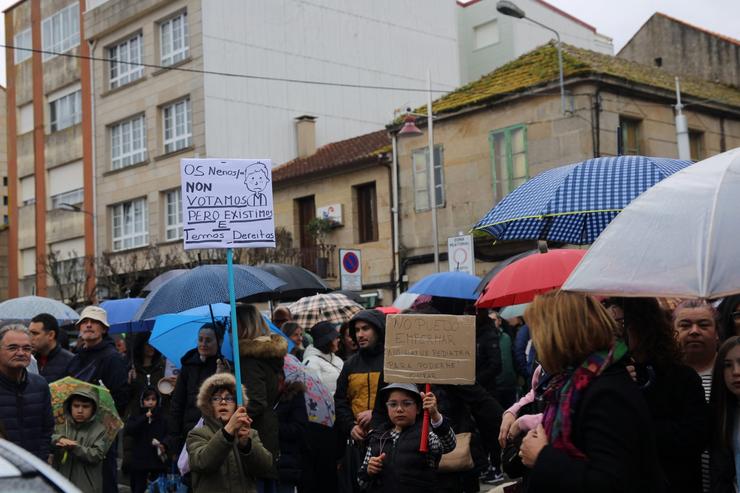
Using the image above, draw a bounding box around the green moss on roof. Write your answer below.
[426,43,740,116]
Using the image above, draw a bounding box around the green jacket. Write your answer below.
[496,331,518,391]
[187,372,273,493]
[51,387,111,493]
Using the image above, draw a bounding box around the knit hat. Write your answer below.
[76,306,109,328]
[310,321,340,348]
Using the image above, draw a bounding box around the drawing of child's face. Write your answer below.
[245,170,268,192]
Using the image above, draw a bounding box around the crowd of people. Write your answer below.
[0,292,739,492]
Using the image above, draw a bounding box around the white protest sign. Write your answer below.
[181,159,275,249]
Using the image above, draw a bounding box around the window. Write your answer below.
[619,117,641,155]
[474,20,499,49]
[160,12,189,66]
[110,115,147,170]
[3,196,7,206]
[355,182,378,243]
[49,160,83,209]
[412,145,445,212]
[21,248,36,277]
[51,189,84,210]
[490,125,528,200]
[111,198,148,251]
[42,3,80,61]
[109,33,143,89]
[14,28,32,63]
[49,90,81,131]
[164,189,183,241]
[3,215,7,225]
[3,177,7,186]
[162,98,192,154]
[20,176,35,206]
[689,130,704,161]
[18,103,34,134]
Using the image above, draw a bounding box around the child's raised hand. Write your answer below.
[367,452,386,475]
[56,438,78,449]
[421,392,441,422]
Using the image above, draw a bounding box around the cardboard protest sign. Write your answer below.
[384,314,476,385]
[181,158,275,249]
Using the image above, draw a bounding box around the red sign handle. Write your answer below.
[419,383,431,452]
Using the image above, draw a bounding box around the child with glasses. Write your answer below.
[358,383,456,492]
[186,373,272,493]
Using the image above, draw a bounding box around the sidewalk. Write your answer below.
[481,480,517,492]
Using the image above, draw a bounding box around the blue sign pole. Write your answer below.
[226,248,244,407]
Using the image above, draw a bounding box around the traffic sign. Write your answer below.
[339,249,362,291]
[447,235,475,275]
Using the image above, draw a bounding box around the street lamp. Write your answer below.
[397,69,440,273]
[497,0,567,115]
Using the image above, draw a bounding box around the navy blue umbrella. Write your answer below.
[133,264,286,320]
[473,156,692,244]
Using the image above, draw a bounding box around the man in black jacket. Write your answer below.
[67,305,130,493]
[476,309,503,396]
[0,324,54,461]
[29,313,73,383]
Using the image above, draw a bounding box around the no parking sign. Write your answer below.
[339,249,362,291]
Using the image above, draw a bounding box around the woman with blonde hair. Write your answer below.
[236,304,288,493]
[518,290,664,493]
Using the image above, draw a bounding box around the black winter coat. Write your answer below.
[66,336,130,415]
[528,363,666,493]
[475,323,502,394]
[38,344,74,383]
[640,362,707,493]
[165,349,219,454]
[124,406,168,473]
[710,441,735,493]
[276,381,307,484]
[0,369,54,460]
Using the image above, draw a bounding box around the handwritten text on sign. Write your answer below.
[384,314,475,385]
[181,159,276,249]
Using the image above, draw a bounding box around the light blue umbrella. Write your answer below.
[134,264,286,320]
[473,156,692,244]
[101,298,149,335]
[0,296,79,325]
[408,272,481,301]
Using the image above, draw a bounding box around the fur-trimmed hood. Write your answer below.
[238,333,289,359]
[195,372,248,419]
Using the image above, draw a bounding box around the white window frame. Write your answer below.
[164,189,183,241]
[160,11,189,66]
[49,90,82,132]
[51,188,84,210]
[14,28,32,63]
[42,3,80,61]
[111,198,149,251]
[162,98,192,154]
[110,114,147,170]
[411,145,445,212]
[108,33,144,89]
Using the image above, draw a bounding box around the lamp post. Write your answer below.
[497,0,567,115]
[397,69,440,273]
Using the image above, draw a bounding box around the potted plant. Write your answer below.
[306,217,338,277]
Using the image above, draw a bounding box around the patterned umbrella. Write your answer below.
[473,156,692,244]
[0,296,79,325]
[290,293,363,329]
[283,354,335,427]
[49,376,123,444]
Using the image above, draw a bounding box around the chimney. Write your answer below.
[295,115,317,158]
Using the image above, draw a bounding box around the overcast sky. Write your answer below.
[0,0,737,86]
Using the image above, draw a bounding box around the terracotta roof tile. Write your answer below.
[423,42,740,116]
[273,130,390,182]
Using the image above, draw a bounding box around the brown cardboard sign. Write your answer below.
[384,314,476,385]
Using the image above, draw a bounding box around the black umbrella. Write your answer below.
[334,290,363,304]
[257,263,331,301]
[474,249,538,296]
[141,269,189,294]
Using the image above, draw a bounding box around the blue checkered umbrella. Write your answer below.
[473,156,692,244]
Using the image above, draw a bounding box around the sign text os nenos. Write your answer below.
[339,249,362,291]
[180,159,276,250]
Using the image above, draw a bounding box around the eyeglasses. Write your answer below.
[386,400,416,410]
[210,395,235,404]
[2,345,33,354]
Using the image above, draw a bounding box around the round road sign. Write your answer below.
[342,252,360,274]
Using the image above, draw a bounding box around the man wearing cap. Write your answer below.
[29,313,74,383]
[66,305,130,493]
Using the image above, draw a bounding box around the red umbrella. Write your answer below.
[476,249,587,308]
[374,306,400,315]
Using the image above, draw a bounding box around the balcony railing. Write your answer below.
[297,244,336,278]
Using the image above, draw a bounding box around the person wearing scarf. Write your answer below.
[518,291,666,493]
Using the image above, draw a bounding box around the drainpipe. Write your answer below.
[674,77,691,160]
[390,132,400,298]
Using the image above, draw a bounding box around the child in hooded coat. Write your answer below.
[52,387,112,493]
[124,387,169,493]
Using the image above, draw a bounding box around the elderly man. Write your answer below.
[66,306,130,493]
[0,324,54,460]
[29,313,73,383]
